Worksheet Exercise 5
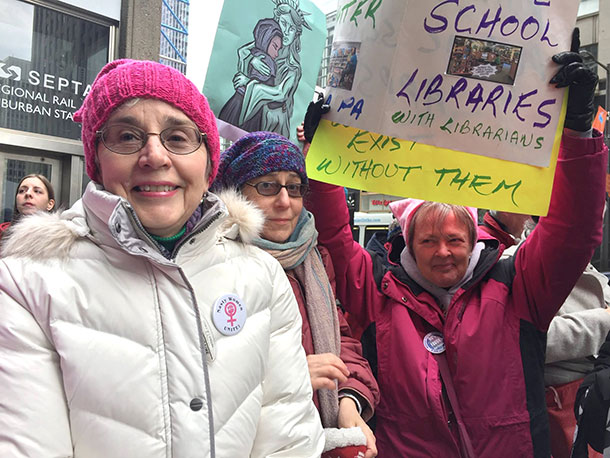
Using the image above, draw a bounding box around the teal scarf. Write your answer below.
[254,209,341,428]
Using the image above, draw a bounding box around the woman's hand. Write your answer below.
[297,123,313,157]
[550,28,599,132]
[303,95,330,142]
[232,72,249,90]
[306,353,349,390]
[297,123,306,142]
[338,397,378,458]
[250,55,272,78]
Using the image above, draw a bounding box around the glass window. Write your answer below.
[0,0,110,139]
[578,0,599,17]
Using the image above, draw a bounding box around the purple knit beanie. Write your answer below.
[213,131,307,192]
[73,59,220,184]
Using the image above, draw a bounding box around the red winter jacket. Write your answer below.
[287,245,380,420]
[307,133,607,457]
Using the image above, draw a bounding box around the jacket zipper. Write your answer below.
[123,203,222,359]
[172,210,223,259]
[123,203,221,457]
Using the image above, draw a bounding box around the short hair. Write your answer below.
[407,202,477,257]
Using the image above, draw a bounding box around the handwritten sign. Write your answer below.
[200,0,326,144]
[309,0,580,215]
[308,103,565,215]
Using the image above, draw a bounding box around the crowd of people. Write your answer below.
[1,29,610,458]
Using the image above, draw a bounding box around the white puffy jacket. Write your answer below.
[0,183,323,458]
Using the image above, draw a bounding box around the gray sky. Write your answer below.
[311,0,338,14]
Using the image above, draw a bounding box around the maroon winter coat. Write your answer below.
[287,244,380,420]
[306,133,607,457]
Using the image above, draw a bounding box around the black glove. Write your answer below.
[303,93,330,143]
[550,28,599,132]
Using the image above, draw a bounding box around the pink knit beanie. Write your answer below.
[389,198,478,246]
[74,59,220,184]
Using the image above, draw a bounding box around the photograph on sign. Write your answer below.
[200,0,326,143]
[327,41,361,91]
[446,36,522,86]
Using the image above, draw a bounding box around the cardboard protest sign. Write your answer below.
[306,0,580,215]
[200,0,326,144]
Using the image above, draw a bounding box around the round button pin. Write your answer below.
[212,294,247,336]
[423,332,446,354]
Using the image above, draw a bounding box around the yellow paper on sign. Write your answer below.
[306,98,566,217]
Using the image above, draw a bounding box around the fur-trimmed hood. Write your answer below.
[215,188,265,244]
[1,184,264,260]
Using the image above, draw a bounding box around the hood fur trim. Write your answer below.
[217,188,265,243]
[1,190,265,259]
[1,211,89,259]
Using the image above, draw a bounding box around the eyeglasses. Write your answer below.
[244,181,308,197]
[96,124,207,155]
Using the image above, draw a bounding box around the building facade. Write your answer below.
[0,0,166,223]
[0,0,120,222]
[160,0,189,73]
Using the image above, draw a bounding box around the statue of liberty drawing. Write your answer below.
[218,0,311,137]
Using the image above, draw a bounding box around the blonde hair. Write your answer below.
[407,202,477,257]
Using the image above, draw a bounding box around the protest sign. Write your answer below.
[306,0,580,215]
[592,105,607,134]
[200,0,326,144]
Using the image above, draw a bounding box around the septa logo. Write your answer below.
[0,63,22,81]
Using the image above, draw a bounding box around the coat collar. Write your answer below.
[1,184,264,260]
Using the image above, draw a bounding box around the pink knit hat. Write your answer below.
[74,59,220,184]
[389,198,478,245]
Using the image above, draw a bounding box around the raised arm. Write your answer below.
[306,180,381,333]
[509,131,607,330]
[507,30,607,329]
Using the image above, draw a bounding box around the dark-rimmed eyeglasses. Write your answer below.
[96,124,207,155]
[244,181,308,198]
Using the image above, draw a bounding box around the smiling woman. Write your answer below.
[0,60,323,457]
[212,131,380,458]
[95,99,210,238]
